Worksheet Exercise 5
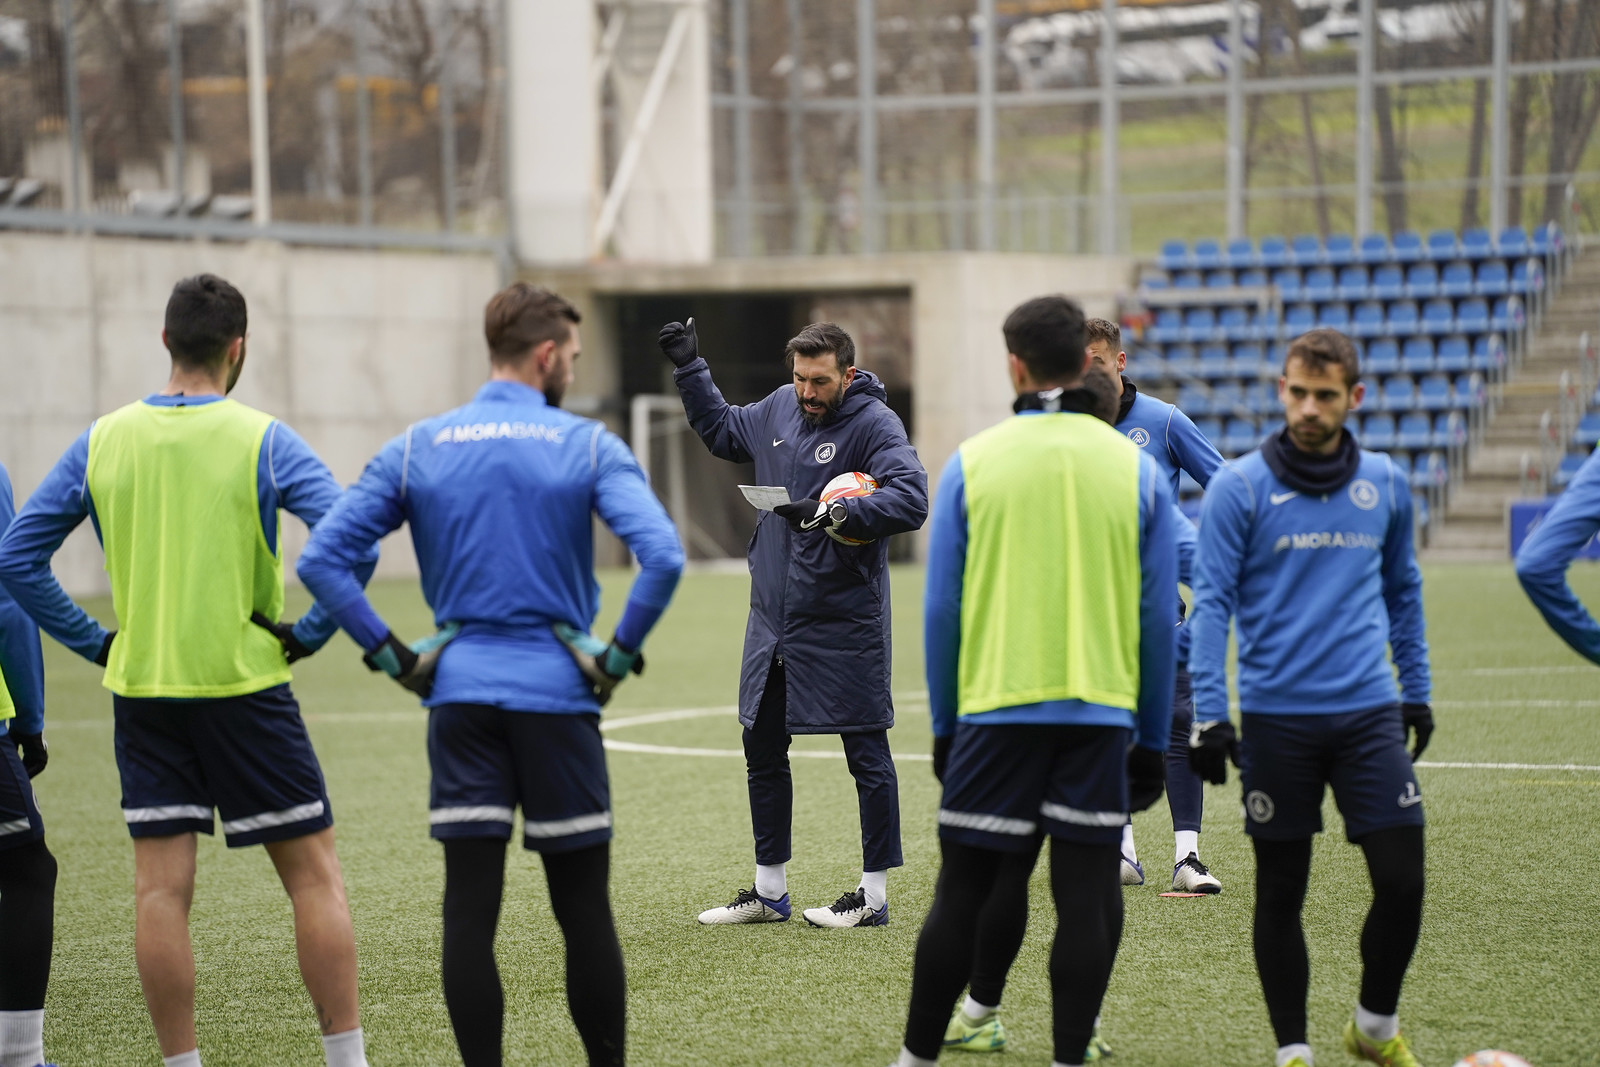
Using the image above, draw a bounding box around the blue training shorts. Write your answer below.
[1239,704,1425,842]
[936,720,1131,852]
[427,705,612,853]
[113,684,334,847]
[0,736,45,850]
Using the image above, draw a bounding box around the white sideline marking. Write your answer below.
[1415,760,1600,772]
[1452,665,1595,676]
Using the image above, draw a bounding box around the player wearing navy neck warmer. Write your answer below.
[1187,328,1432,1067]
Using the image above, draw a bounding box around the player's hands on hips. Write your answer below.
[11,731,47,778]
[1188,718,1239,785]
[251,612,314,663]
[364,624,460,700]
[554,623,644,707]
[931,735,951,783]
[1400,702,1433,761]
[94,631,115,667]
[1126,744,1165,812]
[658,318,700,368]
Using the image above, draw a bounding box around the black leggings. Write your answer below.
[1253,827,1424,1046]
[968,836,1044,1007]
[903,838,1122,1065]
[442,839,626,1067]
[0,839,56,1010]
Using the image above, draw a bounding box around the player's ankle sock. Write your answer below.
[1119,824,1137,864]
[960,994,996,1022]
[1174,830,1199,865]
[1276,1043,1313,1066]
[755,863,786,900]
[896,1047,938,1067]
[0,1009,44,1067]
[860,869,888,910]
[322,1026,368,1067]
[1355,1004,1398,1042]
[163,1050,202,1067]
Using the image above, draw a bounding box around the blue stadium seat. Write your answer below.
[1174,270,1204,290]
[1222,417,1258,455]
[1198,343,1233,378]
[1382,375,1417,412]
[1532,222,1562,259]
[1324,233,1356,266]
[1177,382,1211,414]
[1497,226,1531,259]
[1475,259,1510,297]
[1510,259,1543,295]
[1363,413,1397,451]
[1290,233,1324,266]
[1195,417,1224,449]
[1303,266,1337,301]
[1405,263,1439,299]
[1337,266,1370,301]
[1246,379,1279,414]
[1397,411,1433,450]
[1456,298,1489,334]
[1370,264,1405,300]
[1232,342,1266,376]
[1285,303,1317,334]
[1273,267,1303,300]
[1461,227,1494,259]
[1237,267,1268,288]
[1421,298,1455,335]
[1165,343,1200,376]
[1210,381,1246,415]
[1225,238,1257,268]
[1193,239,1224,270]
[1412,451,1449,490]
[1150,308,1184,344]
[1553,452,1585,488]
[1425,229,1460,261]
[1185,307,1220,343]
[1471,334,1506,372]
[1205,269,1236,289]
[1435,335,1472,374]
[1386,300,1421,337]
[1351,300,1387,338]
[1451,372,1485,409]
[1392,230,1425,262]
[1125,347,1161,379]
[1317,303,1351,331]
[1490,297,1523,333]
[1251,306,1281,341]
[1140,272,1170,291]
[1417,373,1453,411]
[1258,235,1290,268]
[1574,413,1600,448]
[1267,342,1288,368]
[1160,239,1190,271]
[1219,305,1252,340]
[1365,339,1401,376]
[1400,337,1436,374]
[1433,412,1467,450]
[1389,451,1414,478]
[1357,233,1391,264]
[1439,260,1476,298]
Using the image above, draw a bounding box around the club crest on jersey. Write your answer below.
[1127,427,1150,448]
[814,442,836,463]
[1245,790,1275,823]
[1348,478,1379,510]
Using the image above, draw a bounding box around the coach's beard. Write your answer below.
[796,388,844,427]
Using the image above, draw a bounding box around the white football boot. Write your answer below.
[802,887,889,927]
[1171,853,1222,893]
[696,886,791,924]
[1120,857,1145,886]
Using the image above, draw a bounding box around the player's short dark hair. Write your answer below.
[1285,328,1361,388]
[1003,295,1088,383]
[164,274,247,369]
[1084,317,1121,349]
[785,322,855,372]
[484,282,581,365]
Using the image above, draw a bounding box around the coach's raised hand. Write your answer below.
[1188,718,1239,785]
[658,317,700,368]
[554,622,644,707]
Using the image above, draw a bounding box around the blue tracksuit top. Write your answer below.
[0,394,374,663]
[296,380,685,713]
[1188,448,1430,719]
[1116,384,1224,499]
[1515,448,1600,663]
[0,464,45,738]
[924,425,1177,751]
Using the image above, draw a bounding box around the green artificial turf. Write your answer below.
[30,562,1600,1065]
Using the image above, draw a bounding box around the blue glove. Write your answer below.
[554,622,644,707]
[363,623,461,699]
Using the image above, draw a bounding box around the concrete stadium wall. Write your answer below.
[0,231,501,597]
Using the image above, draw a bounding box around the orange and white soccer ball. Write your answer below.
[819,471,878,545]
[1452,1053,1534,1067]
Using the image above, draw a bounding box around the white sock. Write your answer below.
[860,869,888,910]
[961,994,995,1021]
[755,863,787,900]
[1355,1004,1399,1042]
[0,1009,44,1067]
[1174,830,1199,865]
[322,1027,368,1067]
[896,1047,938,1067]
[163,1051,202,1067]
[1120,824,1137,864]
[1276,1044,1313,1067]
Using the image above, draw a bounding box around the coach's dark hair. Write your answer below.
[1084,316,1121,350]
[164,274,247,369]
[785,322,855,372]
[1285,328,1361,388]
[1003,295,1088,384]
[484,282,581,365]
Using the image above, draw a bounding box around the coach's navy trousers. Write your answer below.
[744,658,903,872]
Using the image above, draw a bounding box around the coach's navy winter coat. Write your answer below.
[673,359,929,734]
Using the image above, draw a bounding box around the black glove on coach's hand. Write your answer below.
[772,498,823,532]
[94,631,115,667]
[658,318,700,368]
[932,735,952,784]
[11,732,47,778]
[252,612,314,664]
[1188,718,1239,786]
[1401,702,1434,761]
[1127,745,1166,812]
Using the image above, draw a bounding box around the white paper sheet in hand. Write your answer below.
[739,485,792,511]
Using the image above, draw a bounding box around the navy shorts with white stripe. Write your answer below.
[427,705,612,854]
[113,684,334,847]
[937,720,1131,851]
[0,736,46,850]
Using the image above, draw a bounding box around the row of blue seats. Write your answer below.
[1130,335,1506,380]
[1159,224,1564,271]
[1144,260,1542,300]
[1170,372,1485,417]
[1194,412,1467,456]
[1554,451,1589,487]
[1147,296,1524,344]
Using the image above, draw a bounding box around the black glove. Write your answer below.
[772,498,845,534]
[251,612,313,664]
[94,631,115,667]
[554,624,644,707]
[932,735,951,784]
[11,731,47,778]
[1401,702,1434,761]
[1188,718,1239,786]
[658,318,700,368]
[1127,744,1165,812]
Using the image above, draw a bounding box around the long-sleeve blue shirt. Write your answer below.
[1188,449,1430,720]
[0,464,45,738]
[1515,448,1600,663]
[0,394,374,662]
[296,380,685,713]
[1118,385,1225,497]
[924,428,1177,751]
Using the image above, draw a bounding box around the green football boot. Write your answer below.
[1283,1059,1311,1067]
[943,1008,1006,1052]
[1084,1025,1114,1061]
[1344,1020,1422,1067]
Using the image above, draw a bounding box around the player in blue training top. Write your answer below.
[297,283,684,1067]
[1188,328,1432,1067]
[0,463,57,1067]
[1515,447,1600,662]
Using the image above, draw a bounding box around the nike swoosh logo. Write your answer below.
[1270,491,1298,505]
[772,438,784,446]
[1398,793,1423,807]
